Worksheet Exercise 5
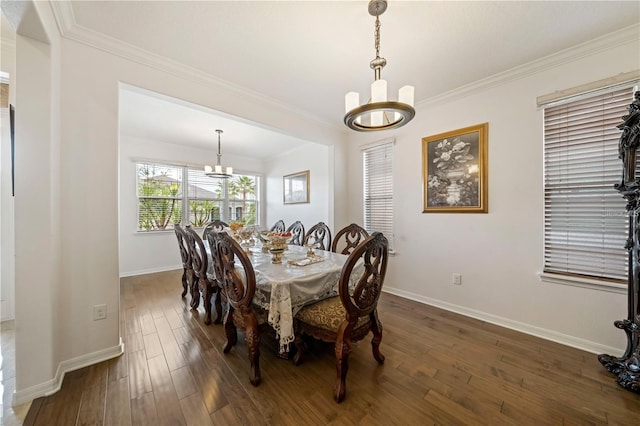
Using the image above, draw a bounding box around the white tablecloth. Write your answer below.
[206,243,362,352]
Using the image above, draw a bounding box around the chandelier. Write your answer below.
[344,0,415,132]
[204,129,233,178]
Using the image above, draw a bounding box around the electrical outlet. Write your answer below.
[93,304,107,320]
[452,273,462,285]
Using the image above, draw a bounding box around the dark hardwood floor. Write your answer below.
[23,269,640,425]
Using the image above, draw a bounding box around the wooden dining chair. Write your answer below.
[331,223,369,255]
[209,231,268,386]
[293,232,389,402]
[202,220,228,239]
[270,219,286,233]
[286,220,305,246]
[305,221,332,251]
[173,223,194,300]
[184,226,223,325]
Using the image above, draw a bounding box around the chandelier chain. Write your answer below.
[374,14,381,58]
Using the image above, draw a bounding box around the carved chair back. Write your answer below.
[185,226,208,281]
[210,231,257,311]
[174,223,192,298]
[185,225,220,325]
[331,223,369,255]
[203,220,229,239]
[305,222,332,251]
[270,219,286,233]
[339,232,389,320]
[286,221,306,246]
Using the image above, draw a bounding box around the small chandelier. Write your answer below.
[344,0,415,132]
[204,129,233,178]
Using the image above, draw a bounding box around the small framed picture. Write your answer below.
[422,123,488,213]
[283,170,310,204]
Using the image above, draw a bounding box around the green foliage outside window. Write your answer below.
[137,163,259,231]
[229,176,257,225]
[189,200,220,227]
[137,164,182,231]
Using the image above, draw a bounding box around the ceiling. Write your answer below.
[56,1,640,156]
[119,84,314,159]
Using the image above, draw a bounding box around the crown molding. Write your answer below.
[48,0,75,36]
[48,1,342,133]
[47,1,639,131]
[418,23,640,108]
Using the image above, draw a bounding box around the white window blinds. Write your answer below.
[136,161,260,231]
[187,169,225,227]
[543,84,638,282]
[363,141,394,249]
[136,163,183,231]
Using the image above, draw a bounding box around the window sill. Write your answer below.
[538,272,627,294]
[134,230,173,235]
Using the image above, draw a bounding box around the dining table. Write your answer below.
[205,240,363,354]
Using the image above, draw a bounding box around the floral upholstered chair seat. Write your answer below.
[295,297,369,331]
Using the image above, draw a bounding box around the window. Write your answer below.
[543,83,638,282]
[136,162,260,231]
[362,140,394,250]
[137,163,183,231]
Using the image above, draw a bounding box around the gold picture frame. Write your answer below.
[283,170,310,204]
[422,123,488,213]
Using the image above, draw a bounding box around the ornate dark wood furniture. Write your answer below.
[184,226,223,325]
[270,219,286,233]
[173,223,194,300]
[599,90,640,393]
[209,231,267,386]
[286,220,305,246]
[202,220,228,238]
[293,232,389,402]
[331,223,369,255]
[304,221,332,251]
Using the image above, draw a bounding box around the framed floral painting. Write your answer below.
[422,123,488,213]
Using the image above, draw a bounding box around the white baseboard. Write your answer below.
[383,286,624,357]
[13,339,124,406]
[119,264,182,278]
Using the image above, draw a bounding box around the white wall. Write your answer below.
[0,14,16,321]
[10,0,61,402]
[265,143,331,233]
[118,134,265,276]
[346,26,640,354]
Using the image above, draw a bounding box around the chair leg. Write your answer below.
[203,282,213,325]
[245,318,261,386]
[213,284,223,325]
[222,308,237,353]
[370,311,385,364]
[292,331,306,366]
[180,268,188,298]
[334,334,351,403]
[189,273,200,309]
